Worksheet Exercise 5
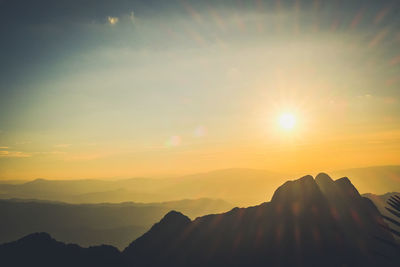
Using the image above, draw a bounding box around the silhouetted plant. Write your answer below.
[374,195,400,265]
[381,195,400,241]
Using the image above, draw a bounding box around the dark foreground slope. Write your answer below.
[1,173,398,267]
[0,232,127,267]
[364,192,400,242]
[123,174,398,267]
[0,198,232,249]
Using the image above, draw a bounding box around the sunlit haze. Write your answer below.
[0,0,400,180]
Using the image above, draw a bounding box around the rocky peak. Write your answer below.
[315,172,337,196]
[335,177,361,199]
[315,172,335,186]
[142,210,191,238]
[271,175,322,204]
[159,210,191,226]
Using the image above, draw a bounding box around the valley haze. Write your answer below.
[1,165,399,206]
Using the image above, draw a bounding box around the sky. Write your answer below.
[0,0,400,180]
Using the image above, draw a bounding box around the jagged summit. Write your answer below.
[272,173,363,203]
[271,174,320,203]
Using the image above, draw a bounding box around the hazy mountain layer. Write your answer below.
[0,198,233,249]
[1,166,399,206]
[1,173,398,266]
[331,166,400,195]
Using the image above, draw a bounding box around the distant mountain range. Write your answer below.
[1,173,399,267]
[0,169,284,206]
[1,165,399,206]
[0,198,233,250]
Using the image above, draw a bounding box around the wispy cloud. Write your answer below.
[15,141,31,145]
[54,144,72,148]
[63,152,109,161]
[34,151,67,156]
[0,146,9,149]
[0,151,31,158]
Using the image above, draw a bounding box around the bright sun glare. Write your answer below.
[279,113,296,130]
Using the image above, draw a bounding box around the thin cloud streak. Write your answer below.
[0,151,32,158]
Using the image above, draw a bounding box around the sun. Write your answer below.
[279,113,296,130]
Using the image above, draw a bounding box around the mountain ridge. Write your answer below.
[121,173,398,266]
[1,173,398,266]
[1,165,399,206]
[0,198,233,249]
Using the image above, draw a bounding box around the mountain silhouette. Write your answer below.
[0,232,126,267]
[1,173,399,266]
[123,173,397,266]
[0,198,232,249]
